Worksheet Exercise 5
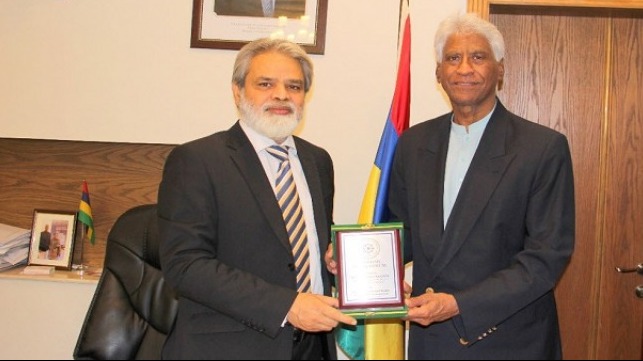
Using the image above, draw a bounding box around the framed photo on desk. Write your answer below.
[191,0,328,54]
[28,209,77,270]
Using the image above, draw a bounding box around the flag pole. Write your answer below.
[75,222,87,276]
[336,1,410,359]
[364,0,410,358]
[76,179,94,276]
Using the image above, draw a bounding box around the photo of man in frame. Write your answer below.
[37,224,51,259]
[214,0,306,19]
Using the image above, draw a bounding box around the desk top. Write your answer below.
[0,265,101,284]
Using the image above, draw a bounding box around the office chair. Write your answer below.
[74,204,177,360]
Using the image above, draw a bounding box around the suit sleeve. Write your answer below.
[454,133,575,343]
[388,141,413,264]
[158,145,296,338]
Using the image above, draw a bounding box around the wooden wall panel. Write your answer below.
[0,138,175,269]
[476,2,643,359]
[491,6,608,359]
[597,13,643,359]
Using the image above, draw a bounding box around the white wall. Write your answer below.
[0,277,96,360]
[0,1,466,358]
[0,0,465,225]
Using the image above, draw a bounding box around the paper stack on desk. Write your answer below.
[0,223,31,271]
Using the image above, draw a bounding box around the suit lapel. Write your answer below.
[427,105,515,280]
[226,123,292,251]
[294,139,330,254]
[416,116,450,264]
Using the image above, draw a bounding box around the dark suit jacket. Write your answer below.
[158,122,337,360]
[389,101,575,359]
[38,231,51,252]
[214,0,306,18]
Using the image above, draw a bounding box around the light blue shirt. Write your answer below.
[443,107,494,229]
[239,120,323,295]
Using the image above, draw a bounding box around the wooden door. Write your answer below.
[598,12,643,359]
[468,1,643,359]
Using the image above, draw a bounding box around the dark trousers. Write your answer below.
[292,328,324,360]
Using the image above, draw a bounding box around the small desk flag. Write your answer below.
[78,180,95,245]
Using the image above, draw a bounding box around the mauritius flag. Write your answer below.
[78,180,95,245]
[358,0,411,226]
[336,0,411,359]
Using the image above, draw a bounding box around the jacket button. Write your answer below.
[288,263,295,271]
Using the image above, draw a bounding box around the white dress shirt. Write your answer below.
[240,120,323,295]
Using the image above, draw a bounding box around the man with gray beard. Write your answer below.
[158,38,356,360]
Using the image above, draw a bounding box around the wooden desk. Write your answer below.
[0,265,101,283]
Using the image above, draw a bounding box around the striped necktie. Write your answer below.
[266,145,311,293]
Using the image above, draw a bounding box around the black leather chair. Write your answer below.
[74,204,177,360]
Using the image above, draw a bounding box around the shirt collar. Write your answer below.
[450,102,496,135]
[239,120,297,154]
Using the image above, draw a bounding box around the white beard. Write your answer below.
[239,93,302,141]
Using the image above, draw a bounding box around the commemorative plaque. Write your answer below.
[331,223,407,319]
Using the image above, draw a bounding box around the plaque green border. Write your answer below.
[331,222,407,319]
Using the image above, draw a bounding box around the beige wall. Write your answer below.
[0,0,465,225]
[0,276,96,359]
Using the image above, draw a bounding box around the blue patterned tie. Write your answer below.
[267,145,311,293]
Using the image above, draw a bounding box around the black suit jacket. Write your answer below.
[389,101,575,359]
[38,231,51,252]
[214,0,306,18]
[158,122,336,359]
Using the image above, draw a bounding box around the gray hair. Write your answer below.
[434,13,505,62]
[232,38,314,92]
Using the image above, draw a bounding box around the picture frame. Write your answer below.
[331,222,407,319]
[27,209,77,270]
[191,0,328,54]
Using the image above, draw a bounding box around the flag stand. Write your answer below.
[73,222,88,276]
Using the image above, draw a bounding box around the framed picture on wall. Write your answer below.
[191,0,328,54]
[27,209,77,270]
